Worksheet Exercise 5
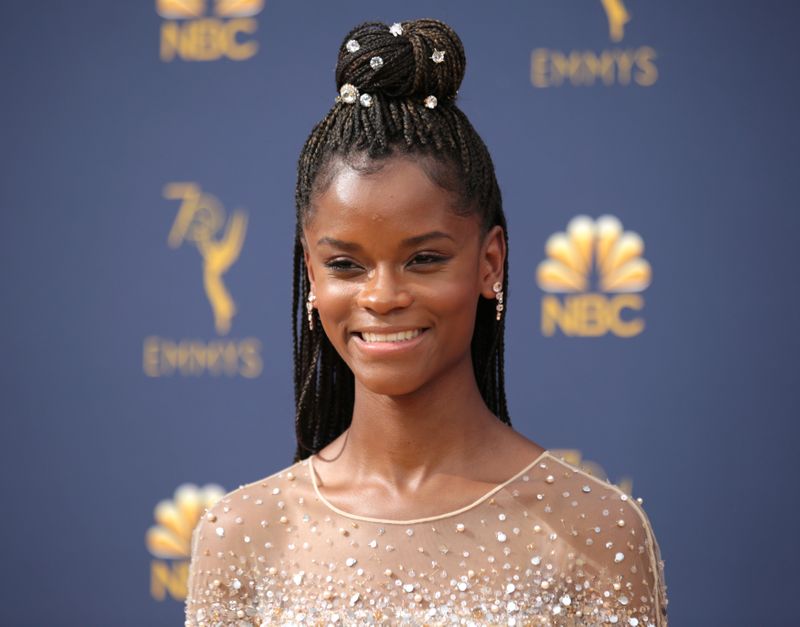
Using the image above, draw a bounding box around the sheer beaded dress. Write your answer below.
[185,450,668,626]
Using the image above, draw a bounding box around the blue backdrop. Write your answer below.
[2,1,799,625]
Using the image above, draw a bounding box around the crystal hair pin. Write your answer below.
[339,85,436,111]
[337,83,373,108]
[389,22,403,36]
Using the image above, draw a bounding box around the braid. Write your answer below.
[292,19,511,463]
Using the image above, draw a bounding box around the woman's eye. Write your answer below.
[409,253,447,266]
[325,253,447,272]
[324,259,361,272]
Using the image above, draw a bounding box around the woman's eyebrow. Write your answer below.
[316,231,455,250]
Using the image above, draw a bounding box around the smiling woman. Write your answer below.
[302,155,505,399]
[185,18,668,626]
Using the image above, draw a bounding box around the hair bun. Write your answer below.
[335,19,466,102]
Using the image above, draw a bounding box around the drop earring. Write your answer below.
[493,281,504,321]
[306,291,316,331]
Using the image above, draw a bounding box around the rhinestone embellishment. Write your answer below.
[389,22,403,37]
[186,451,668,626]
[370,55,384,70]
[346,39,360,53]
[431,49,445,63]
[424,95,438,109]
[339,83,358,104]
[359,93,373,108]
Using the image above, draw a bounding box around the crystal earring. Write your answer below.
[306,291,316,331]
[492,281,504,321]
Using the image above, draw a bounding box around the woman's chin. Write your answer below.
[354,370,429,398]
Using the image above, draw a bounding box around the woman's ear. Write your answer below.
[480,225,506,299]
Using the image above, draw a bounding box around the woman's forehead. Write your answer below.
[305,156,475,237]
[325,157,441,206]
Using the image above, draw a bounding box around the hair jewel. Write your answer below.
[337,83,358,104]
[370,56,384,70]
[431,49,445,63]
[424,95,438,109]
[337,83,374,107]
[389,22,403,36]
[345,39,360,53]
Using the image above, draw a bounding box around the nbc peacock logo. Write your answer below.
[536,215,652,337]
[157,0,264,62]
[146,483,225,602]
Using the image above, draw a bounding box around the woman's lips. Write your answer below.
[351,328,429,354]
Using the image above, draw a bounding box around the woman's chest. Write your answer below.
[225,514,602,626]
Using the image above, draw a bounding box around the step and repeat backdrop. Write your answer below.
[2,1,798,625]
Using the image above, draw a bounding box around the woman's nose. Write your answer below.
[356,267,413,314]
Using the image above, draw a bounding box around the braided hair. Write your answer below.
[292,18,511,463]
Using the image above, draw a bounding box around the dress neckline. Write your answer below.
[307,449,550,525]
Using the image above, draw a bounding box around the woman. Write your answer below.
[186,18,668,626]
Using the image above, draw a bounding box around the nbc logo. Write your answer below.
[536,215,652,337]
[157,0,264,62]
[146,483,225,601]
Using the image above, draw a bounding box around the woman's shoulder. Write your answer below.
[538,449,659,526]
[190,458,310,551]
[185,458,311,624]
[237,457,309,494]
[533,449,669,624]
[532,449,663,550]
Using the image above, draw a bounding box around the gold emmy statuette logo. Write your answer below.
[531,0,658,88]
[550,448,634,498]
[165,182,247,336]
[146,483,225,601]
[601,0,630,42]
[536,215,652,337]
[142,182,262,378]
[157,0,264,62]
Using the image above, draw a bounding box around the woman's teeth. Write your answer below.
[361,329,423,343]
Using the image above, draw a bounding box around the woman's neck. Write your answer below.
[339,354,503,487]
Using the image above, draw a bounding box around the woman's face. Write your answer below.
[302,155,505,397]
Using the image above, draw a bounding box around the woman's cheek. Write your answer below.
[316,280,358,333]
[428,273,479,317]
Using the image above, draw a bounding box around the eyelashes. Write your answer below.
[324,254,449,273]
[324,259,360,271]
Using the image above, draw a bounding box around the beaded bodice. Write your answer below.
[185,450,668,626]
